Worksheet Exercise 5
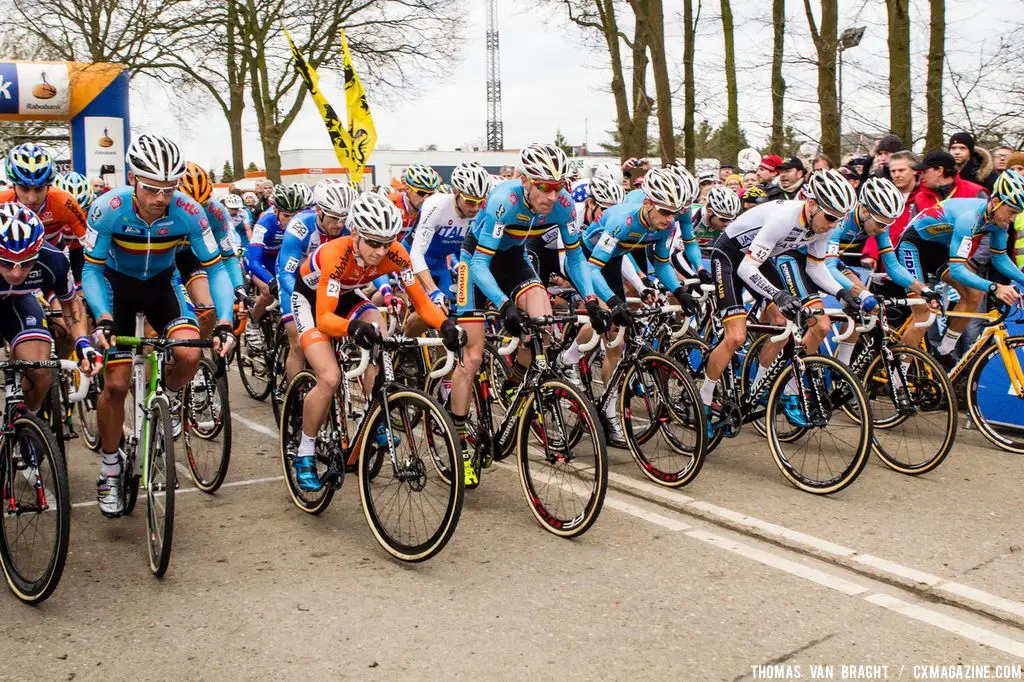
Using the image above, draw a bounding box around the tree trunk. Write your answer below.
[262,126,283,183]
[720,0,740,163]
[627,1,652,159]
[644,0,674,162]
[682,0,697,170]
[803,0,840,162]
[886,0,912,145]
[769,0,786,153]
[925,0,945,150]
[226,0,246,176]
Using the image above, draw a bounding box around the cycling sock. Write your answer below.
[936,330,961,355]
[604,390,618,418]
[451,413,467,441]
[893,360,911,390]
[297,433,316,458]
[559,341,583,365]
[836,341,855,365]
[753,364,769,389]
[699,376,718,406]
[100,451,121,477]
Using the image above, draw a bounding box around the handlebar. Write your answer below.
[60,359,91,403]
[345,337,456,380]
[823,308,855,343]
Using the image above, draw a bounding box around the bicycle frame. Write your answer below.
[943,308,1024,395]
[125,316,167,491]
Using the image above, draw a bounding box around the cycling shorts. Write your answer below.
[527,244,566,285]
[106,266,198,365]
[291,282,374,351]
[455,245,543,322]
[175,248,206,286]
[774,252,823,305]
[896,228,951,285]
[710,244,784,321]
[68,247,84,288]
[0,295,51,349]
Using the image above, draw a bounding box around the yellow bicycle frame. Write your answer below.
[944,308,1024,396]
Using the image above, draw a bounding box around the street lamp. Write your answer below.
[837,26,866,153]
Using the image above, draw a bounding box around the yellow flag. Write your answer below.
[340,29,376,183]
[284,28,358,177]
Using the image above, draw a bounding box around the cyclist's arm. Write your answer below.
[409,218,437,275]
[621,253,646,292]
[315,275,352,337]
[190,219,235,324]
[650,232,682,293]
[989,228,1024,288]
[81,213,114,319]
[948,218,995,292]
[401,267,447,330]
[213,213,245,290]
[276,223,306,300]
[560,219,595,298]
[468,208,512,308]
[737,226,785,299]
[824,233,856,292]
[805,237,845,296]
[245,220,275,284]
[586,225,624,303]
[676,216,704,275]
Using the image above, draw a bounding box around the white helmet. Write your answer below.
[587,174,624,208]
[451,162,493,199]
[805,169,856,216]
[490,174,505,186]
[373,185,392,197]
[272,184,311,212]
[349,192,403,240]
[642,168,685,212]
[519,142,569,182]
[668,162,700,206]
[705,185,741,221]
[125,133,187,182]
[222,194,243,209]
[858,177,906,221]
[314,180,358,217]
[592,162,623,184]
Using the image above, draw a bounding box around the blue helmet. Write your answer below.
[5,143,55,187]
[0,202,45,262]
[54,171,94,209]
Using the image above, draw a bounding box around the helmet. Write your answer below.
[451,162,493,199]
[0,202,45,262]
[313,180,358,217]
[178,162,213,204]
[993,169,1024,212]
[587,174,624,208]
[54,171,94,208]
[592,162,622,184]
[805,169,856,216]
[858,177,906,221]
[437,183,452,194]
[668,162,700,206]
[272,183,310,212]
[222,193,244,209]
[741,186,767,203]
[705,185,742,220]
[519,142,569,182]
[403,164,441,192]
[242,191,258,205]
[5,143,55,187]
[641,167,685,212]
[373,185,393,197]
[125,133,186,182]
[349,192,403,241]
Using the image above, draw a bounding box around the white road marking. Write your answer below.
[71,474,283,508]
[232,413,278,438]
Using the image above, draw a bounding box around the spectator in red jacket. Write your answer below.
[910,150,987,214]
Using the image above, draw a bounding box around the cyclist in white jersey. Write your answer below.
[701,170,858,431]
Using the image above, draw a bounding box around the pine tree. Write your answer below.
[221,161,234,183]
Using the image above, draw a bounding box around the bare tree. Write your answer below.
[925,0,945,150]
[886,0,912,144]
[634,0,675,162]
[718,0,740,164]
[682,0,700,169]
[802,0,840,162]
[769,0,786,153]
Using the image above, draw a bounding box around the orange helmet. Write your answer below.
[178,161,212,205]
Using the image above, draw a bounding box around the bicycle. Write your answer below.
[236,295,281,402]
[0,358,87,604]
[279,332,463,562]
[181,354,232,492]
[109,313,215,576]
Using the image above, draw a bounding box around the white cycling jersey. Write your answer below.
[408,193,475,274]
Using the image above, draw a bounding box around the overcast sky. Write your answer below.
[131,0,1010,170]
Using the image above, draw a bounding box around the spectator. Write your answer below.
[847,155,871,179]
[499,165,515,179]
[812,154,833,171]
[838,166,860,192]
[948,132,995,192]
[724,174,742,193]
[740,185,767,213]
[992,145,1014,174]
[1008,151,1024,174]
[718,163,736,182]
[742,171,758,189]
[242,191,260,222]
[91,177,108,196]
[257,178,275,213]
[697,170,716,202]
[860,150,919,270]
[911,149,987,214]
[757,154,782,186]
[765,156,806,201]
[870,134,904,181]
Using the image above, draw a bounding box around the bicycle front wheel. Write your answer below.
[279,371,336,514]
[77,372,101,451]
[358,388,463,562]
[765,355,872,494]
[0,415,69,604]
[183,356,232,492]
[145,397,176,577]
[237,328,271,401]
[517,379,607,538]
[270,326,289,424]
[966,335,1024,454]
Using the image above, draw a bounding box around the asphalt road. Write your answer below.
[2,371,1023,681]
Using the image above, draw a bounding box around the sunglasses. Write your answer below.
[460,194,486,206]
[361,236,394,250]
[866,212,895,228]
[411,188,435,198]
[529,179,564,193]
[137,180,177,197]
[654,206,678,217]
[0,255,38,270]
[813,208,844,225]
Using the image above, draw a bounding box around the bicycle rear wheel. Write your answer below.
[237,326,271,401]
[279,371,336,514]
[517,379,607,538]
[270,327,289,424]
[0,414,69,604]
[765,355,872,494]
[359,388,463,562]
[966,335,1024,454]
[145,397,176,577]
[183,357,232,492]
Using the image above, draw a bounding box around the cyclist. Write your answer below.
[52,171,95,287]
[883,169,1024,365]
[0,203,101,411]
[83,133,236,517]
[403,162,492,338]
[701,169,858,431]
[177,162,246,337]
[245,183,311,349]
[276,179,358,383]
[223,193,252,250]
[389,164,441,236]
[670,184,740,282]
[288,192,464,492]
[451,142,604,486]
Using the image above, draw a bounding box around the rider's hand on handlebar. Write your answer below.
[585,296,611,334]
[607,296,633,327]
[74,336,103,376]
[212,323,236,357]
[994,283,1022,306]
[772,291,802,321]
[91,318,114,351]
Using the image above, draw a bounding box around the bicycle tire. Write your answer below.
[741,333,805,443]
[765,355,872,494]
[77,372,101,451]
[145,396,176,577]
[184,356,232,493]
[863,345,956,475]
[619,353,707,488]
[44,369,66,459]
[423,357,488,485]
[517,378,607,538]
[0,414,69,604]
[665,335,708,379]
[237,326,271,401]
[966,335,1024,454]
[270,326,289,424]
[279,371,335,514]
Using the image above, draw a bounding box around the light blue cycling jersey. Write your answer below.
[584,202,681,301]
[887,198,1024,291]
[82,186,234,321]
[466,179,593,308]
[276,209,343,322]
[203,198,244,290]
[246,209,288,284]
[624,188,646,205]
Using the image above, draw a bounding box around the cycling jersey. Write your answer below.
[204,199,245,290]
[81,186,234,323]
[276,209,340,323]
[246,209,289,284]
[228,209,252,249]
[888,198,1024,292]
[406,193,473,301]
[464,179,592,309]
[584,202,682,301]
[0,242,75,302]
[388,191,420,236]
[0,187,87,248]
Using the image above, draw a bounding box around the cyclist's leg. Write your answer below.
[251,278,272,324]
[2,296,53,412]
[451,255,483,438]
[149,278,202,392]
[897,237,942,348]
[702,249,749,405]
[185,272,215,339]
[291,290,341,443]
[937,268,985,354]
[283,321,304,381]
[776,252,828,354]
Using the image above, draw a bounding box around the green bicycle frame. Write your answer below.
[114,336,164,491]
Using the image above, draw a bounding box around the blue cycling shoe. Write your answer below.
[293,455,322,492]
[780,394,809,428]
[375,424,400,448]
[703,404,716,441]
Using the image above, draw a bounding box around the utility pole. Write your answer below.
[485,0,504,151]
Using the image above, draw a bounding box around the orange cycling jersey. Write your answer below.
[388,191,419,231]
[308,235,446,337]
[0,187,87,248]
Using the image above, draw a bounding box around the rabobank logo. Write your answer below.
[0,63,19,114]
